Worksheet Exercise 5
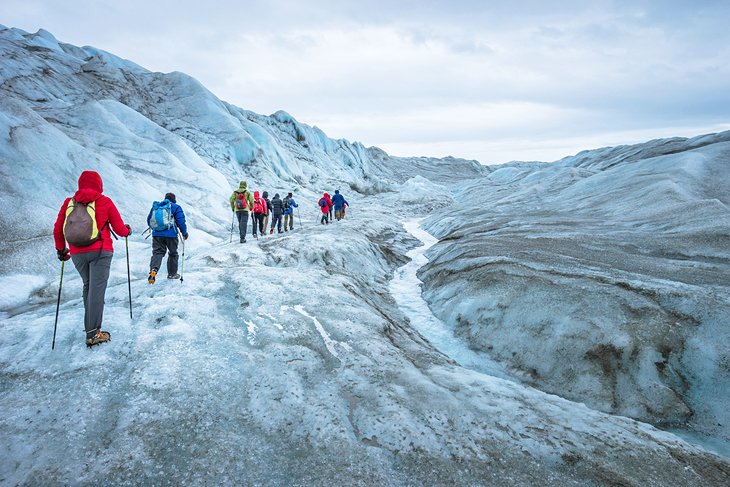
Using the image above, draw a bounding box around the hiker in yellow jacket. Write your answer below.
[230,181,254,243]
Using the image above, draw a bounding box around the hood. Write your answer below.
[272,194,280,200]
[324,193,329,198]
[73,170,103,204]
[335,190,340,195]
[238,181,247,190]
[253,191,260,199]
[262,191,268,198]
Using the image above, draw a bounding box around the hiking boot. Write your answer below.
[148,269,157,284]
[240,237,246,243]
[86,330,111,348]
[167,273,181,280]
[270,228,274,235]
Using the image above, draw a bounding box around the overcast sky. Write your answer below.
[4,0,730,163]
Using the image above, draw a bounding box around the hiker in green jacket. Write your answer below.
[230,181,255,243]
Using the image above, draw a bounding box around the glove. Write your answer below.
[183,234,189,240]
[57,248,71,261]
[125,224,132,236]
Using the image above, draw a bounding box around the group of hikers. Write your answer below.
[229,181,300,243]
[230,180,350,242]
[53,171,350,348]
[317,189,349,225]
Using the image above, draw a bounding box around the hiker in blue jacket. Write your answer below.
[147,192,188,283]
[331,189,349,221]
[282,192,299,231]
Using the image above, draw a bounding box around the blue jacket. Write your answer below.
[147,199,188,238]
[283,196,299,215]
[331,193,348,210]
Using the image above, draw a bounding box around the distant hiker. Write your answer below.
[146,192,188,283]
[331,190,349,221]
[252,190,268,238]
[262,191,272,234]
[230,181,254,243]
[282,192,299,231]
[53,170,132,348]
[318,192,332,225]
[269,193,284,234]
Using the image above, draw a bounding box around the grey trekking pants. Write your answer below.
[71,251,113,339]
[237,211,249,240]
[150,236,179,275]
[270,212,283,233]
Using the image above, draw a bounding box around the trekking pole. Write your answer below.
[51,260,65,350]
[230,212,234,243]
[178,228,185,283]
[126,236,132,320]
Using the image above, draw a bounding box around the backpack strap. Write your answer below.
[93,220,112,261]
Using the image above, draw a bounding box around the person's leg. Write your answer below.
[242,211,249,238]
[166,237,179,276]
[72,253,91,334]
[237,212,247,242]
[77,252,113,339]
[150,236,166,272]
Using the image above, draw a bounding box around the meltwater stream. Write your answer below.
[389,219,511,380]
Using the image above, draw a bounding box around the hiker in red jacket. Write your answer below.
[53,170,132,348]
[252,190,268,238]
[318,192,333,225]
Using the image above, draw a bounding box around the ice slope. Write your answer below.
[1,26,730,485]
[421,132,730,453]
[2,202,730,486]
[0,25,485,277]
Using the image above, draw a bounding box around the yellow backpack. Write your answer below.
[63,199,101,246]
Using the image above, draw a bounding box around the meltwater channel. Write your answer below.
[389,219,511,380]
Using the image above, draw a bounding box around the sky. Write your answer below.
[3,0,730,164]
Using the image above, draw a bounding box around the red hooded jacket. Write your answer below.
[53,170,130,254]
[319,193,333,214]
[253,191,267,214]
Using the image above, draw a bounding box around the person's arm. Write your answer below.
[175,205,188,237]
[107,198,131,237]
[53,198,70,251]
[229,193,236,211]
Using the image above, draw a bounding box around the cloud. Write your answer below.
[2,0,729,163]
